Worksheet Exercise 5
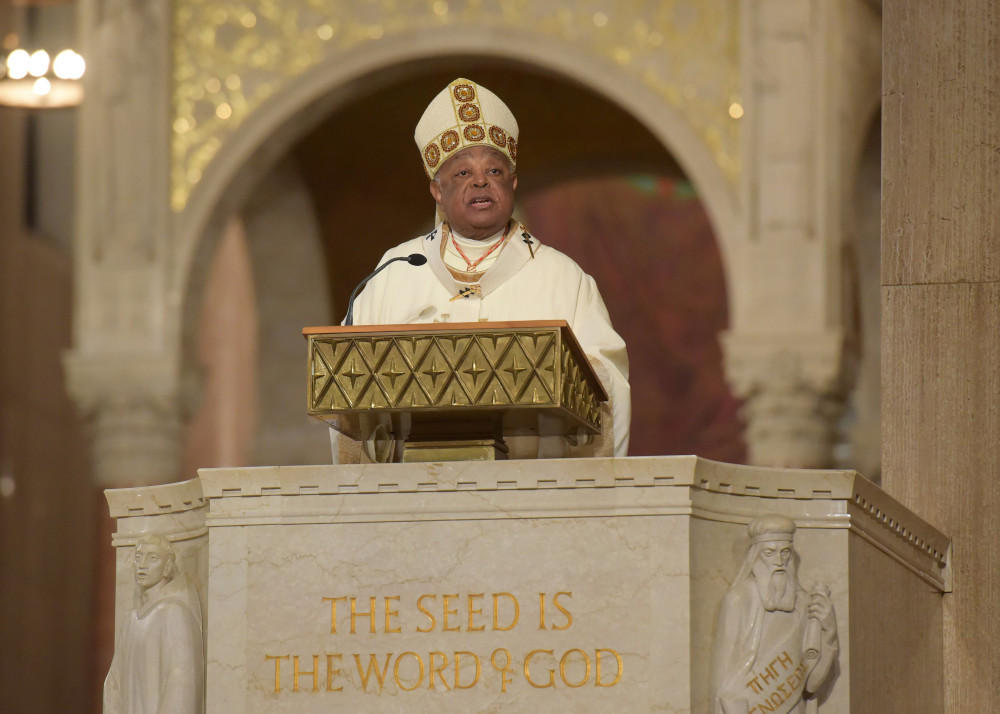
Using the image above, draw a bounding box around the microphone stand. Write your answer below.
[343,253,427,326]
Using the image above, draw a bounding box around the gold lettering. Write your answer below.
[524,649,556,688]
[492,592,519,631]
[559,648,591,688]
[293,654,319,693]
[746,675,763,693]
[322,596,347,634]
[265,654,289,694]
[777,650,793,670]
[595,648,623,687]
[466,593,485,632]
[350,596,377,635]
[552,591,574,630]
[490,648,513,693]
[428,651,451,690]
[416,594,437,633]
[786,668,803,690]
[442,594,460,632]
[393,652,425,692]
[760,663,777,685]
[353,653,392,693]
[384,595,401,634]
[454,651,481,690]
[538,592,547,630]
[326,654,344,692]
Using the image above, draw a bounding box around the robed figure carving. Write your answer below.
[104,535,204,714]
[711,515,838,714]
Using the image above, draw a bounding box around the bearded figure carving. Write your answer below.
[711,515,838,714]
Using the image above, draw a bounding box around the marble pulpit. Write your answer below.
[105,456,949,713]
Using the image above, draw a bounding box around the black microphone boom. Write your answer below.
[343,253,427,326]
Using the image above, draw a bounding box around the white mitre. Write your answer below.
[414,77,519,178]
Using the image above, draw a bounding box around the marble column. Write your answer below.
[68,1,177,707]
[882,1,1000,710]
[724,0,880,469]
[65,354,182,487]
[722,332,850,469]
[69,0,177,487]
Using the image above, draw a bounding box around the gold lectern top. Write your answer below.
[303,320,606,444]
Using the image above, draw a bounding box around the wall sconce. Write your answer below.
[0,2,84,109]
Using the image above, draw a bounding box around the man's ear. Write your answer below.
[512,174,518,191]
[429,179,443,205]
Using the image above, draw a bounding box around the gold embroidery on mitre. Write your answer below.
[441,130,460,153]
[464,124,485,142]
[489,126,507,147]
[458,103,481,122]
[424,143,440,168]
[417,78,519,178]
[453,83,476,102]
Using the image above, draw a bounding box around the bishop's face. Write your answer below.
[429,145,517,240]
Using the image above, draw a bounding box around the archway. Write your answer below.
[177,37,744,459]
[175,28,740,314]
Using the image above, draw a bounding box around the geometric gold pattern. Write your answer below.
[305,321,605,441]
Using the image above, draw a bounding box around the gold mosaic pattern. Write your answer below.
[307,326,602,434]
[172,0,740,211]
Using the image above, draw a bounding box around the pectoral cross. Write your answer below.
[521,231,535,258]
[450,285,482,301]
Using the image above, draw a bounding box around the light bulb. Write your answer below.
[6,49,29,79]
[53,50,85,80]
[28,50,50,78]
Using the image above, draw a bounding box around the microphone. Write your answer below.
[343,253,428,326]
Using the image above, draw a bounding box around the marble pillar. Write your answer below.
[722,0,881,470]
[882,1,1000,710]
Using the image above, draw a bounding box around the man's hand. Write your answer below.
[807,585,836,632]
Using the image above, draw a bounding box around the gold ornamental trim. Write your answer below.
[304,321,605,441]
[171,0,740,211]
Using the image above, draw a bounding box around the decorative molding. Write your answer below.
[106,478,208,546]
[850,476,951,591]
[189,457,950,592]
[106,477,206,519]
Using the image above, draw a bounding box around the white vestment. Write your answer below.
[350,222,631,457]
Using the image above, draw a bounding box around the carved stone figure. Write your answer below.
[104,534,204,713]
[711,514,838,714]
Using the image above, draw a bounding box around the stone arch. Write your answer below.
[173,25,741,327]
